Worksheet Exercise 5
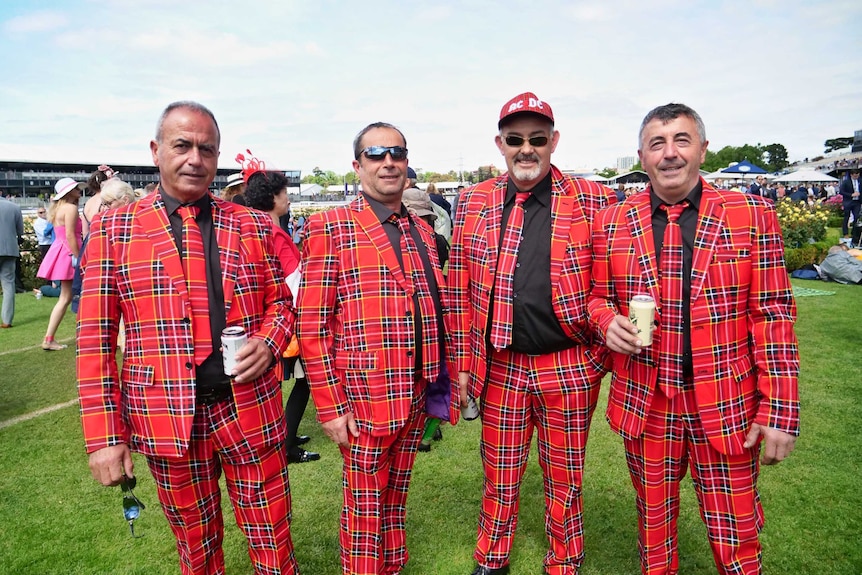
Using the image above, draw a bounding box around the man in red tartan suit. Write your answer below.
[297,122,458,575]
[448,92,616,575]
[77,101,299,574]
[588,103,800,574]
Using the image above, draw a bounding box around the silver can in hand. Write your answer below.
[221,326,247,376]
[629,294,656,346]
[461,396,480,421]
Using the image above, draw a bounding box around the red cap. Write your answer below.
[498,92,554,128]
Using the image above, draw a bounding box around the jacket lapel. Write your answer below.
[690,184,725,302]
[211,198,240,314]
[548,168,585,287]
[625,192,661,304]
[136,192,188,300]
[351,197,414,294]
[484,178,508,279]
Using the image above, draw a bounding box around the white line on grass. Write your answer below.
[0,398,79,430]
[0,337,75,356]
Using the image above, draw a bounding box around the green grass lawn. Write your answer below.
[1,280,860,574]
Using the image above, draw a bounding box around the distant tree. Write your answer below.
[762,143,789,172]
[824,137,853,153]
[597,168,618,179]
[702,145,767,173]
[302,167,341,186]
[475,165,501,182]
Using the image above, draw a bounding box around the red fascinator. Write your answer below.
[235,150,266,183]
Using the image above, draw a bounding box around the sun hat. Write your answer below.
[401,188,436,218]
[498,91,554,128]
[225,172,244,188]
[52,177,85,201]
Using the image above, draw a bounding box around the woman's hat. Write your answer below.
[52,177,85,201]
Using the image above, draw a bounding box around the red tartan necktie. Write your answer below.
[490,192,531,351]
[179,206,212,365]
[392,214,439,380]
[657,201,688,399]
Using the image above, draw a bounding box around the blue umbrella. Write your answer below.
[720,159,767,175]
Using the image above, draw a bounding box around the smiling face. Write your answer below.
[150,106,220,203]
[638,114,708,204]
[352,127,408,211]
[495,115,559,191]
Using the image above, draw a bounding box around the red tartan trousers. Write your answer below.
[623,384,763,575]
[146,399,298,575]
[338,381,426,575]
[476,346,601,574]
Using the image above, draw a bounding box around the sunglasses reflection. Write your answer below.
[120,474,146,538]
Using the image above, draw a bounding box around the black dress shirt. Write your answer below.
[650,181,703,378]
[162,192,230,391]
[363,193,445,378]
[501,172,573,354]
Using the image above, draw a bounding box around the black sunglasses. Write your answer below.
[359,146,408,161]
[121,474,146,538]
[504,135,549,148]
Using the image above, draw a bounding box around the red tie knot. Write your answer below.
[179,205,200,222]
[515,192,531,206]
[661,201,688,223]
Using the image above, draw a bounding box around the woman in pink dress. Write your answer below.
[36,178,83,350]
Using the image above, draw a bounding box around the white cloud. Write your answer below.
[2,10,68,33]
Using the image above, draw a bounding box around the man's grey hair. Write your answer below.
[353,122,407,160]
[638,103,706,150]
[155,101,221,145]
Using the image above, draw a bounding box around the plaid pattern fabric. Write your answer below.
[476,346,601,573]
[77,191,293,458]
[623,386,763,575]
[392,213,440,380]
[338,382,426,575]
[588,180,800,454]
[449,166,615,571]
[146,399,298,575]
[297,195,456,571]
[449,165,616,403]
[298,195,457,437]
[489,191,530,351]
[657,202,688,399]
[179,206,213,364]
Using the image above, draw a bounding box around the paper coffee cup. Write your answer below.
[629,295,656,346]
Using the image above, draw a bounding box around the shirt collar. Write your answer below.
[505,171,552,207]
[362,191,408,224]
[649,179,703,216]
[161,189,212,218]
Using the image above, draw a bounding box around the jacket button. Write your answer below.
[406,351,413,357]
[183,317,191,324]
[186,362,193,370]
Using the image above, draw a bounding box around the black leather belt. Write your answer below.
[195,386,233,405]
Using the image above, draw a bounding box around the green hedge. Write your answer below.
[20,219,41,291]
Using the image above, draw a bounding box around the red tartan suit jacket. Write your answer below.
[296,194,459,437]
[77,191,293,458]
[448,165,616,400]
[588,179,800,455]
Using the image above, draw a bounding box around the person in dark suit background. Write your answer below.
[747,175,765,196]
[839,169,861,237]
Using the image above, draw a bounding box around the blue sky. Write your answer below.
[1,0,860,177]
